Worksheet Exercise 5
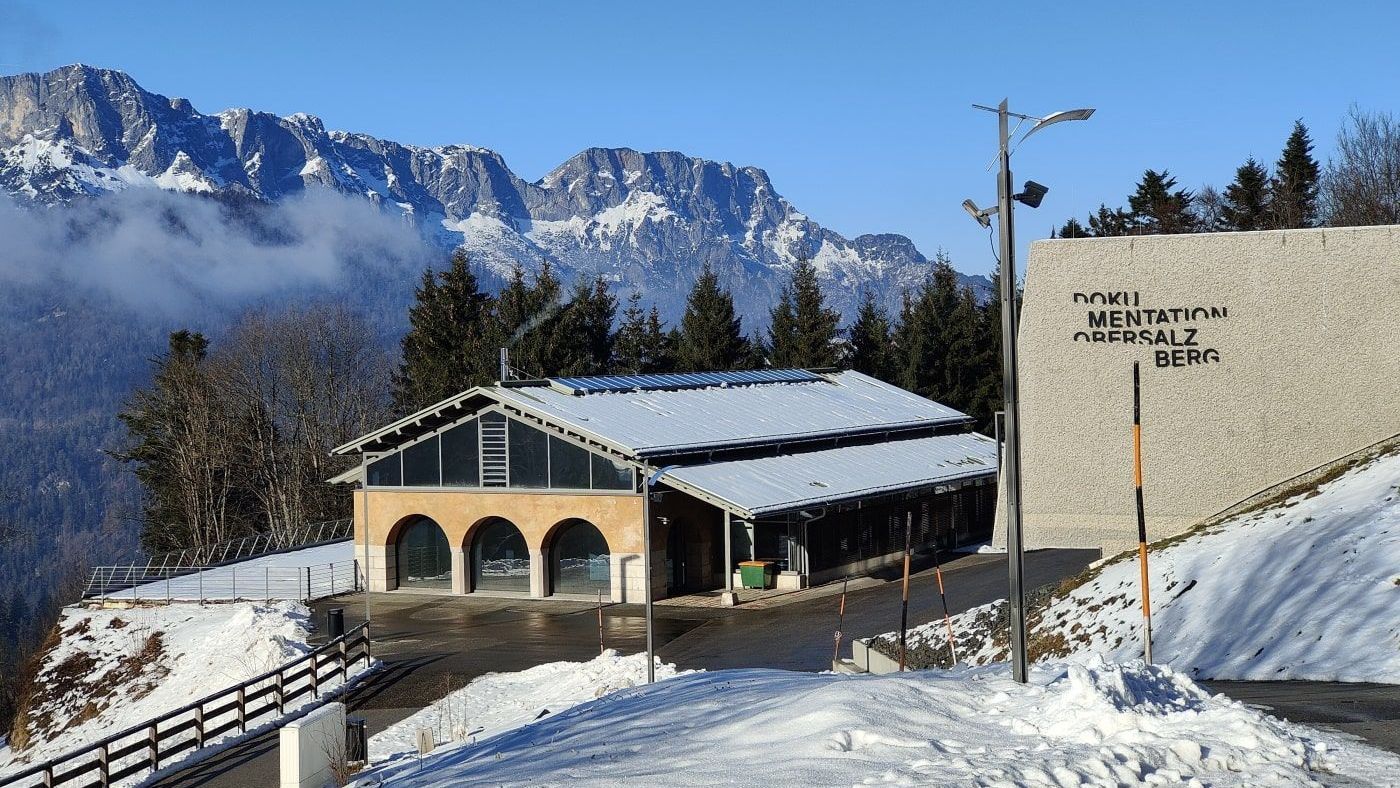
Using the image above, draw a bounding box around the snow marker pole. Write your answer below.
[831,576,849,667]
[932,542,959,666]
[898,512,913,671]
[597,588,605,656]
[1133,361,1154,664]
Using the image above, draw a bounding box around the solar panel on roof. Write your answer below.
[552,368,824,395]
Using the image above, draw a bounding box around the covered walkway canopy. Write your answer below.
[657,433,998,519]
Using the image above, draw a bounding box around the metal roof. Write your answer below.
[491,370,970,458]
[657,432,999,518]
[334,369,972,458]
[552,369,824,394]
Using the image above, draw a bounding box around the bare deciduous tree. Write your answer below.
[1323,107,1400,227]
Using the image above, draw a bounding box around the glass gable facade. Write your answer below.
[366,414,634,492]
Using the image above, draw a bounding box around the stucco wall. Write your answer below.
[995,226,1400,553]
[353,488,649,602]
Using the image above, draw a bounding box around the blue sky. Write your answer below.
[3,0,1396,276]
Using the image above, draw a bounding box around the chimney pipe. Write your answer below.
[499,347,510,382]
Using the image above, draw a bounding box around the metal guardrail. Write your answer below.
[0,623,372,788]
[82,520,353,601]
[84,560,361,606]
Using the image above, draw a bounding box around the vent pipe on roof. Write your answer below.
[499,347,511,382]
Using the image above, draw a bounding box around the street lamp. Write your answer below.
[966,99,1093,684]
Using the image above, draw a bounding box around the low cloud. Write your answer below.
[0,188,439,316]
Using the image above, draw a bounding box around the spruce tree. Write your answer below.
[1128,170,1196,234]
[846,291,895,381]
[1220,158,1272,231]
[613,292,675,374]
[552,276,616,376]
[495,263,564,378]
[676,263,750,371]
[1055,218,1091,238]
[967,271,1005,429]
[393,250,496,412]
[1270,120,1320,229]
[1087,204,1135,237]
[898,253,961,402]
[767,257,840,369]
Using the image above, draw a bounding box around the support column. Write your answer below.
[451,548,467,595]
[723,511,733,591]
[530,547,548,598]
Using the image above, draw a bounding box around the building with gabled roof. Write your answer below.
[332,369,998,602]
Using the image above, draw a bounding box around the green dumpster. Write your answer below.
[739,560,775,589]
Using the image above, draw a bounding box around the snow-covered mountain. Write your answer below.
[0,64,987,320]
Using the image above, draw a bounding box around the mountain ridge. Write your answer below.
[0,64,988,320]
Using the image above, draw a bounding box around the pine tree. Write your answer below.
[898,253,961,402]
[1220,158,1272,231]
[1055,218,1091,238]
[676,263,750,371]
[1086,204,1135,237]
[967,271,1005,429]
[613,292,675,374]
[846,291,895,381]
[552,276,616,376]
[1270,120,1320,229]
[495,263,564,378]
[767,257,840,369]
[1128,170,1197,234]
[393,250,496,412]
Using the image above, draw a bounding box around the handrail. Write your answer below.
[0,623,372,788]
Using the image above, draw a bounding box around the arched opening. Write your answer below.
[395,516,452,590]
[551,519,611,597]
[471,518,530,593]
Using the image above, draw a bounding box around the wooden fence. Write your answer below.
[0,624,372,788]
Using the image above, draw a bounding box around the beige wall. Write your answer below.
[996,226,1400,553]
[353,488,649,602]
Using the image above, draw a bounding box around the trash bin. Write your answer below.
[326,608,345,638]
[739,561,775,589]
[346,716,367,763]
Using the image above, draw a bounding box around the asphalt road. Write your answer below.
[153,547,1400,785]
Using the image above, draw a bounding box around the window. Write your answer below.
[507,420,549,488]
[402,435,441,486]
[473,519,529,592]
[367,453,401,486]
[396,518,451,589]
[551,520,610,596]
[590,454,634,491]
[548,436,591,489]
[441,420,479,487]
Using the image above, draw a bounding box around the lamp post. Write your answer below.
[966,99,1093,683]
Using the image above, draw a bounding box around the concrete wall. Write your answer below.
[997,226,1400,553]
[353,488,648,602]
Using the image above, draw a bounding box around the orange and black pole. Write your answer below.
[1133,361,1154,664]
[831,576,849,667]
[932,541,959,665]
[898,511,913,671]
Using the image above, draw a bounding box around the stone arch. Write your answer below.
[393,515,452,591]
[469,517,531,593]
[547,518,612,597]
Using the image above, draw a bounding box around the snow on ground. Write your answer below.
[104,540,355,602]
[0,601,358,784]
[368,651,692,762]
[355,657,1400,787]
[886,445,1400,683]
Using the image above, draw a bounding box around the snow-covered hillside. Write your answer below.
[368,651,691,763]
[885,444,1400,682]
[355,658,1400,787]
[0,602,324,778]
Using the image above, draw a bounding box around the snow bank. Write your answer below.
[368,651,692,762]
[0,602,316,779]
[893,446,1400,682]
[356,659,1399,786]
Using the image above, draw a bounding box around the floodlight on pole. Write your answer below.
[965,98,1094,684]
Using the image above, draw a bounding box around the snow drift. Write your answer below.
[356,658,1399,787]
